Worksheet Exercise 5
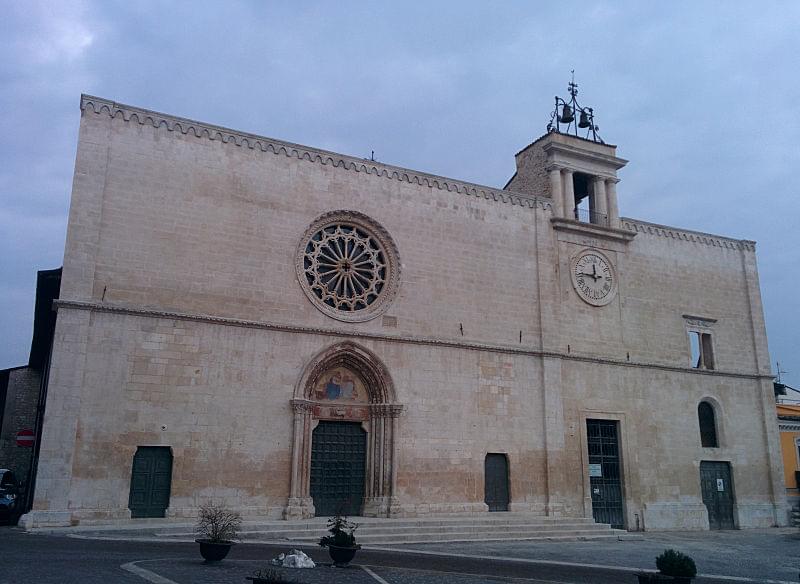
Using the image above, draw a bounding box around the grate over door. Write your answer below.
[587,419,624,529]
[700,461,735,529]
[310,421,366,517]
[128,446,172,518]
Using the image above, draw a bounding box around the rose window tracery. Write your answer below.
[296,211,400,322]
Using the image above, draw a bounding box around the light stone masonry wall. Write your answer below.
[22,96,786,529]
[505,140,551,198]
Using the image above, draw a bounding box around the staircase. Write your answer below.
[155,514,627,545]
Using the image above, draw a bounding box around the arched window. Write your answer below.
[698,401,719,448]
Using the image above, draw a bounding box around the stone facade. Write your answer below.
[21,95,786,529]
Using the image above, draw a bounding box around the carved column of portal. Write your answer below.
[388,405,403,516]
[363,403,403,517]
[284,400,315,519]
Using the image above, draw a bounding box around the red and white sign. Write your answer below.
[16,429,35,447]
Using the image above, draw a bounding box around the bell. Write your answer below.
[559,104,574,124]
[578,110,591,128]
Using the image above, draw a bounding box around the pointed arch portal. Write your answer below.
[284,342,403,519]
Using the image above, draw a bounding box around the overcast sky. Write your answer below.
[1,1,798,389]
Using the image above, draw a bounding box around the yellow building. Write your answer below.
[777,403,800,519]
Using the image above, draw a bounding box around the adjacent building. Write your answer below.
[0,268,61,513]
[777,402,800,520]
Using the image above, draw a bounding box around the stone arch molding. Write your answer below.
[285,341,403,519]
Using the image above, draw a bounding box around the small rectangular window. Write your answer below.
[689,331,715,370]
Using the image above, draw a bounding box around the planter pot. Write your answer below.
[327,544,360,566]
[196,538,235,562]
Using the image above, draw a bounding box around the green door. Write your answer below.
[129,447,173,518]
[310,421,366,517]
[484,453,510,512]
[700,461,735,529]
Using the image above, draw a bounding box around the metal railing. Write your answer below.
[574,207,609,227]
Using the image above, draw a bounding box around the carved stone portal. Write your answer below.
[284,342,403,519]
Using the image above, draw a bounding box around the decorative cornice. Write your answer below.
[55,299,771,382]
[551,217,636,243]
[778,421,800,432]
[541,141,628,170]
[516,131,619,156]
[621,218,756,251]
[79,95,550,212]
[683,314,717,328]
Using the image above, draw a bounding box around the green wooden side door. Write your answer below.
[700,461,735,529]
[484,453,510,512]
[128,446,173,518]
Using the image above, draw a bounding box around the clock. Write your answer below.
[571,249,617,306]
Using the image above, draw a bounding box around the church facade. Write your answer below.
[21,95,786,530]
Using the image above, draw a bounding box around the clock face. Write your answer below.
[571,250,616,306]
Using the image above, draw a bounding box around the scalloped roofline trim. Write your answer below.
[80,94,551,212]
[620,218,756,251]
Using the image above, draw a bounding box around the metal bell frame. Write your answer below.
[547,74,604,144]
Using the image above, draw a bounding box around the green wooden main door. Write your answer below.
[128,446,173,518]
[310,421,366,517]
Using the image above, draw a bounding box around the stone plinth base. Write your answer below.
[734,503,785,527]
[19,511,74,529]
[283,497,315,520]
[643,503,708,530]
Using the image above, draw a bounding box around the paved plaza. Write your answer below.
[2,526,798,584]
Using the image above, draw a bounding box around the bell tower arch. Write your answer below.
[284,342,403,519]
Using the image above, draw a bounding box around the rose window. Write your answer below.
[296,211,400,322]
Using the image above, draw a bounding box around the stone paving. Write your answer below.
[383,527,800,583]
[137,559,539,584]
[6,526,800,584]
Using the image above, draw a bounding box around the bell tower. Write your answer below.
[505,75,628,232]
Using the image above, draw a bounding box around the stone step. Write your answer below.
[217,522,614,540]
[231,525,609,539]
[278,528,625,544]
[156,517,607,538]
[153,515,621,544]
[151,515,600,536]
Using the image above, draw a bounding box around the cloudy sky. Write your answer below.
[1,1,798,388]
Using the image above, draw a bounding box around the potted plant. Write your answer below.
[637,549,697,583]
[246,568,291,584]
[318,513,360,567]
[195,502,242,563]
